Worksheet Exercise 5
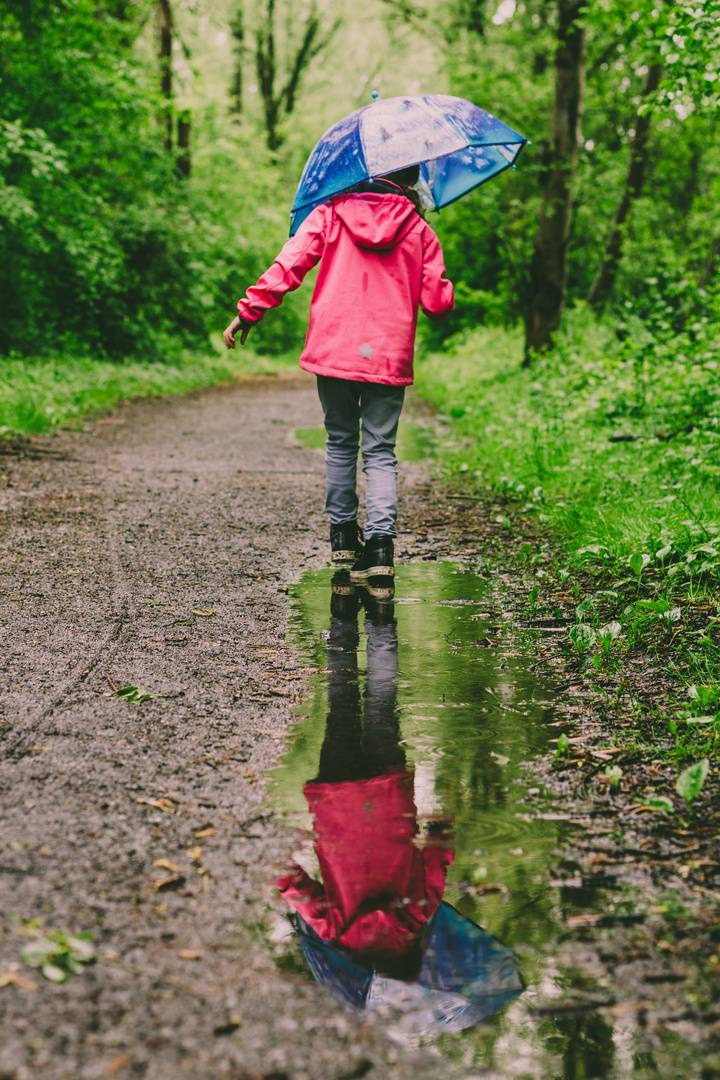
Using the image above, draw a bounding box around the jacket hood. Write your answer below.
[332,193,418,251]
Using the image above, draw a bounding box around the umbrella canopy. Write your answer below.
[294,902,524,1036]
[290,94,527,235]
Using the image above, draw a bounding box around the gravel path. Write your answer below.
[0,374,463,1080]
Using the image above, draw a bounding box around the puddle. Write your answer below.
[266,564,703,1077]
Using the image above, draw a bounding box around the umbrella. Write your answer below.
[293,902,524,1036]
[290,93,527,235]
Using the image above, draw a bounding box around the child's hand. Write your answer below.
[223,316,251,350]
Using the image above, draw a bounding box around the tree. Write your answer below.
[255,0,338,151]
[587,61,663,310]
[157,0,173,152]
[230,3,245,114]
[524,0,586,361]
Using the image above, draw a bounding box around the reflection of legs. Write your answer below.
[360,384,405,540]
[361,607,405,774]
[317,375,361,526]
[315,600,363,783]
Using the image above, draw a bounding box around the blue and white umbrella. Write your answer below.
[290,93,527,235]
[293,902,524,1036]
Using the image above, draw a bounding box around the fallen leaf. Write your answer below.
[137,797,176,813]
[154,875,186,892]
[0,971,37,991]
[213,1015,241,1036]
[153,858,184,873]
[107,1055,131,1075]
[565,913,602,928]
[178,949,204,960]
[194,827,214,839]
[192,609,215,617]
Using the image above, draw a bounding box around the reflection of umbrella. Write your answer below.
[290,94,527,235]
[294,902,524,1036]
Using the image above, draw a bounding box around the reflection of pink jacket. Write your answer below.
[237,193,454,385]
[276,772,453,963]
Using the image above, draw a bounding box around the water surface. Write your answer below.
[267,564,698,1078]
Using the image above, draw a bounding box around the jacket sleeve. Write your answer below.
[419,226,454,323]
[275,867,330,926]
[237,207,327,324]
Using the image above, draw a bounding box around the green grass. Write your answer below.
[415,308,720,587]
[0,345,298,435]
[415,308,720,756]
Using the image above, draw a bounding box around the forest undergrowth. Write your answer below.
[416,305,720,800]
[0,348,297,434]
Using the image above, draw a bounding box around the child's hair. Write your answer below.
[341,163,426,219]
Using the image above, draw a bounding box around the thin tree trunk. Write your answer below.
[177,110,191,177]
[524,0,586,362]
[256,0,281,150]
[157,0,173,152]
[230,4,244,114]
[587,62,663,311]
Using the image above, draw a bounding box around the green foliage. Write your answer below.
[115,685,154,704]
[605,764,623,788]
[416,305,720,591]
[675,757,710,810]
[646,795,674,814]
[0,350,295,435]
[568,623,595,656]
[654,0,720,114]
[20,928,95,983]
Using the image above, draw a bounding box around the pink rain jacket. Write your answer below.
[276,772,454,963]
[237,193,454,385]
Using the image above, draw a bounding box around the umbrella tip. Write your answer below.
[371,90,380,101]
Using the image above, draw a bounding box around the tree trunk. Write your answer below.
[230,3,244,114]
[524,0,586,362]
[177,110,191,177]
[256,0,281,150]
[157,0,173,152]
[587,62,663,311]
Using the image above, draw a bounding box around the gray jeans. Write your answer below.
[316,375,405,539]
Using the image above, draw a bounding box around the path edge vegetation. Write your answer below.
[413,315,720,811]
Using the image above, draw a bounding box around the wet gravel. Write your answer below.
[0,374,467,1080]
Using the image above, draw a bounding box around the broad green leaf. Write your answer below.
[576,597,594,621]
[569,624,595,652]
[605,765,623,787]
[675,759,710,805]
[20,939,56,967]
[629,552,647,576]
[646,796,674,814]
[41,963,67,983]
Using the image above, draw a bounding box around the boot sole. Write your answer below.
[349,564,395,583]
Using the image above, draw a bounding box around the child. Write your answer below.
[223,165,454,588]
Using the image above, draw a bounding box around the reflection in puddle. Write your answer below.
[268,565,699,1076]
[276,581,523,1034]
